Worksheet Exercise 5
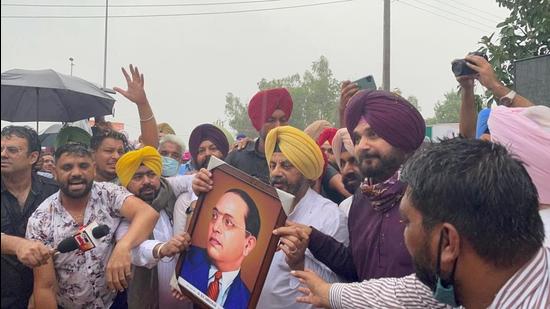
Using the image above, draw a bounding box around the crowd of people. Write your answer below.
[1,55,549,309]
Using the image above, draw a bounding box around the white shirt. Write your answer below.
[339,196,353,218]
[207,265,240,306]
[116,210,184,308]
[257,188,349,309]
[172,175,197,236]
[115,175,195,308]
[540,208,550,248]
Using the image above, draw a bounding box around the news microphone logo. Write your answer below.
[57,222,110,253]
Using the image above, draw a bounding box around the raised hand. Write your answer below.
[113,64,148,106]
[340,80,360,111]
[464,55,499,91]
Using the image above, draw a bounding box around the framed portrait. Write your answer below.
[174,157,294,309]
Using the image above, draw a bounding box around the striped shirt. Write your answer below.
[329,247,550,309]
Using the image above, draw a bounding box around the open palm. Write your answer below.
[114,64,148,106]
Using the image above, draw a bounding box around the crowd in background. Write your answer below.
[1,55,549,309]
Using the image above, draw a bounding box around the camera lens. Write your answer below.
[451,60,464,76]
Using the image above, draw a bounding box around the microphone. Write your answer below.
[56,223,110,253]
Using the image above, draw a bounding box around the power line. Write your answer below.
[1,0,288,8]
[408,0,496,29]
[431,0,501,23]
[449,0,504,19]
[0,0,353,19]
[396,0,492,33]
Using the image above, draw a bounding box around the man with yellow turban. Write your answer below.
[114,146,195,309]
[192,126,348,309]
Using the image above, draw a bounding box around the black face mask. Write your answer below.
[433,230,459,307]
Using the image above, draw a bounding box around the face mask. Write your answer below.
[433,230,459,307]
[161,156,180,177]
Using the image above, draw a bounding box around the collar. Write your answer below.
[290,188,317,216]
[208,265,240,287]
[250,138,266,158]
[1,172,43,195]
[51,182,98,213]
[490,247,549,307]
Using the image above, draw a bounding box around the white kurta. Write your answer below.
[115,175,195,308]
[116,210,183,308]
[257,188,349,309]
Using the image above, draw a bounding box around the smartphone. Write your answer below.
[353,75,377,91]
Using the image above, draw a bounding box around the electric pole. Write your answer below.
[383,0,390,91]
[69,57,74,76]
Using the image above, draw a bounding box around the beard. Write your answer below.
[357,148,404,181]
[270,175,305,196]
[60,176,94,199]
[342,171,362,193]
[137,183,159,203]
[413,239,438,292]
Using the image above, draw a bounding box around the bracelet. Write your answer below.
[155,242,166,259]
[140,113,154,122]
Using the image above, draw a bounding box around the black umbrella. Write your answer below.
[1,69,115,127]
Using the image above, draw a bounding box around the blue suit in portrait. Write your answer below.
[179,245,250,309]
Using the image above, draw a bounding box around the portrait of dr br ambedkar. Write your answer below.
[179,188,261,308]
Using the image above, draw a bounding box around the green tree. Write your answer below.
[223,93,258,138]
[479,0,549,90]
[432,89,461,123]
[392,88,421,112]
[224,56,341,133]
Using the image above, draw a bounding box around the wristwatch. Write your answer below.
[499,90,516,107]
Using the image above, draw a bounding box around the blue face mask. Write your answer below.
[161,156,180,177]
[433,231,459,307]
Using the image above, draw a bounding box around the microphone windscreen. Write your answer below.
[57,237,79,253]
[92,224,110,239]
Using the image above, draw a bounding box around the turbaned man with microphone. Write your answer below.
[26,144,159,309]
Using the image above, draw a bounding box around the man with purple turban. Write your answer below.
[279,89,425,282]
[188,124,230,170]
[171,124,230,236]
[225,88,293,183]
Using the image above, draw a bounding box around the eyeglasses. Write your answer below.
[1,145,24,156]
[210,208,250,235]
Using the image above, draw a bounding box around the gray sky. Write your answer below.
[1,0,509,143]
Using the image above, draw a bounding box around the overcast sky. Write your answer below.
[1,0,510,143]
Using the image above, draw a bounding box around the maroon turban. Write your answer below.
[317,127,338,146]
[188,124,229,161]
[345,90,425,152]
[248,88,293,131]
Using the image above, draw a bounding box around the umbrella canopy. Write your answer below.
[1,69,115,122]
[38,123,63,148]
